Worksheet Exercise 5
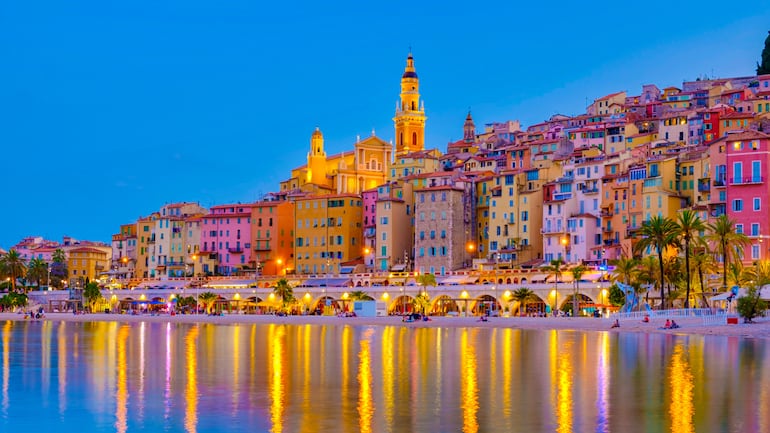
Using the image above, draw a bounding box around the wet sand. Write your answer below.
[4,311,770,339]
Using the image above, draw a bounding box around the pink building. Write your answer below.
[722,130,770,263]
[362,188,378,270]
[201,203,254,275]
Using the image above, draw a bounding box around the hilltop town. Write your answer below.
[3,52,770,290]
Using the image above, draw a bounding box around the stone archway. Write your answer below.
[561,293,596,317]
[389,295,414,315]
[471,294,501,316]
[430,295,459,316]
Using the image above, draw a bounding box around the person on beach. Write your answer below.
[611,319,620,328]
[642,315,650,323]
[663,319,671,329]
[670,320,679,329]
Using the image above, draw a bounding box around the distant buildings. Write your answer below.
[9,60,770,284]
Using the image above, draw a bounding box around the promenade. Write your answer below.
[3,312,769,339]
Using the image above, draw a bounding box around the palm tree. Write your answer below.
[273,278,295,312]
[26,257,48,291]
[197,291,218,315]
[570,265,587,316]
[611,256,639,286]
[633,216,679,309]
[691,245,716,308]
[707,215,750,293]
[675,210,707,308]
[349,290,373,301]
[545,258,565,314]
[0,249,27,293]
[511,288,535,317]
[50,248,68,288]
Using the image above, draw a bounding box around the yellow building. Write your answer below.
[293,194,363,275]
[641,156,686,224]
[280,128,392,196]
[388,149,441,182]
[68,247,110,283]
[135,213,159,279]
[393,52,426,155]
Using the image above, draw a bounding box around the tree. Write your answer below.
[511,288,535,317]
[736,260,770,322]
[633,216,679,309]
[0,249,27,293]
[83,281,103,312]
[273,278,295,312]
[608,284,625,307]
[675,210,706,308]
[415,273,436,314]
[198,291,218,315]
[692,246,716,308]
[0,292,28,311]
[570,265,587,316]
[50,249,68,289]
[707,215,749,294]
[545,258,565,314]
[349,290,373,301]
[757,30,770,75]
[27,258,48,291]
[611,256,639,286]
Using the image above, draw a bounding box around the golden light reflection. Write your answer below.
[502,329,513,423]
[269,324,286,433]
[460,329,479,433]
[382,292,389,300]
[358,329,374,433]
[342,325,351,419]
[550,331,573,433]
[185,326,200,433]
[2,321,12,415]
[381,326,395,431]
[596,332,610,432]
[57,322,67,416]
[669,344,694,433]
[115,325,130,433]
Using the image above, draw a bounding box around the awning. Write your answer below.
[302,278,352,287]
[525,274,549,283]
[440,276,466,285]
[390,264,407,272]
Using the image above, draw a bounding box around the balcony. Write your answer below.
[600,209,613,218]
[254,244,271,252]
[166,261,185,268]
[540,227,565,234]
[603,239,620,246]
[146,237,156,244]
[713,178,726,187]
[229,247,244,254]
[581,186,599,194]
[551,192,572,201]
[603,226,613,233]
[730,176,764,185]
[697,178,711,192]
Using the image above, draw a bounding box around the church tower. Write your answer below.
[307,127,327,185]
[393,52,426,155]
[463,111,475,143]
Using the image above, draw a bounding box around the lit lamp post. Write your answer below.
[466,242,476,270]
[277,258,283,276]
[363,247,371,271]
[601,288,608,317]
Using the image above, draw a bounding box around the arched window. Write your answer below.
[412,132,417,146]
[399,132,403,146]
[411,101,416,110]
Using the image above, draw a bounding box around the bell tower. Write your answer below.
[307,127,326,185]
[393,52,426,155]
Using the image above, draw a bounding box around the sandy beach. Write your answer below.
[3,311,770,339]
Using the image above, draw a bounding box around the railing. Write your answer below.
[730,176,764,185]
[713,179,726,187]
[229,248,244,254]
[702,314,730,326]
[613,308,723,320]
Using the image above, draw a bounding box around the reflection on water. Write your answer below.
[0,321,768,433]
[669,343,694,433]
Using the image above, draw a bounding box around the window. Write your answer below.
[736,224,744,234]
[732,199,743,212]
[751,223,760,237]
[752,244,760,260]
[755,198,761,211]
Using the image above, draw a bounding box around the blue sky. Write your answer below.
[1,1,768,249]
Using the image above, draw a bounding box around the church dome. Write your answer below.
[402,71,418,79]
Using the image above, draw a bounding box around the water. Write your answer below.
[1,320,769,433]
